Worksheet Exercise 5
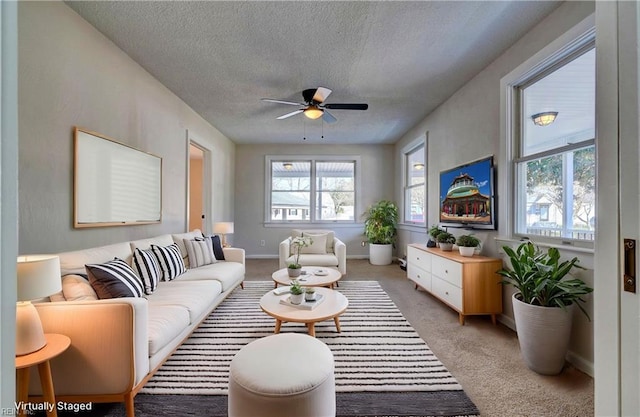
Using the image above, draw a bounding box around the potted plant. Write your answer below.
[287,236,313,277]
[456,234,480,257]
[289,280,304,305]
[304,286,317,302]
[428,224,445,247]
[497,242,593,375]
[435,231,456,251]
[363,200,398,265]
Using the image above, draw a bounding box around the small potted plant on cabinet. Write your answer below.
[497,242,593,375]
[435,232,456,251]
[456,234,481,257]
[289,280,304,305]
[363,200,398,265]
[428,225,445,247]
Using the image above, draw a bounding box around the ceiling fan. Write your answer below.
[261,87,368,124]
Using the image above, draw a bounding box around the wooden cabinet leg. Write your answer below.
[491,314,497,325]
[459,313,465,325]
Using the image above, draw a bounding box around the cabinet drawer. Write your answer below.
[408,264,431,291]
[431,256,462,288]
[432,276,463,311]
[407,246,431,272]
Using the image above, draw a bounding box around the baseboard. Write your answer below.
[497,314,593,377]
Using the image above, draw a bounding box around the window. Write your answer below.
[513,44,595,243]
[403,140,426,225]
[267,157,358,223]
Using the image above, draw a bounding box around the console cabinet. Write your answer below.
[407,243,503,325]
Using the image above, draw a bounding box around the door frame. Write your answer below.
[186,131,212,234]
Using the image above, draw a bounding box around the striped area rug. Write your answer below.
[141,280,466,396]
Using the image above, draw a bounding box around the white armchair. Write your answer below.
[279,229,346,275]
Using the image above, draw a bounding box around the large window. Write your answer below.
[513,44,595,243]
[403,141,426,224]
[267,157,357,223]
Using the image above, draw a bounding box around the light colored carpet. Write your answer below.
[244,258,594,417]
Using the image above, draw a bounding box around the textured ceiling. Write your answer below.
[65,1,561,145]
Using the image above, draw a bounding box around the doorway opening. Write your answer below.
[188,143,207,232]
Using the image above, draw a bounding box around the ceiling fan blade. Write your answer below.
[323,103,368,110]
[276,109,304,120]
[322,110,337,124]
[313,87,332,104]
[261,98,304,106]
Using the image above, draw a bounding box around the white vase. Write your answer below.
[369,243,393,265]
[439,243,453,251]
[512,294,575,375]
[290,293,304,305]
[305,291,317,301]
[458,246,475,257]
[287,267,302,277]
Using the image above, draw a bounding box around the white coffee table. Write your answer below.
[259,287,348,337]
[272,266,342,289]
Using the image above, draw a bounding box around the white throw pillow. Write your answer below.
[61,274,98,301]
[300,233,328,254]
[184,238,216,268]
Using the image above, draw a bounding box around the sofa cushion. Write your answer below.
[203,235,225,260]
[133,248,161,294]
[171,229,204,268]
[130,234,174,251]
[174,262,244,292]
[148,280,222,324]
[61,274,98,301]
[151,244,187,281]
[184,238,216,268]
[300,234,327,254]
[58,242,133,276]
[292,230,335,254]
[86,258,145,299]
[285,254,339,268]
[147,305,191,356]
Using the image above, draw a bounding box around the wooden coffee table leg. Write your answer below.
[334,317,341,333]
[274,319,282,334]
[307,323,316,337]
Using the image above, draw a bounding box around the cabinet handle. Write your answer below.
[417,274,421,278]
[445,270,448,274]
[445,291,449,295]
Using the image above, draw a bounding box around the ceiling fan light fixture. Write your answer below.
[531,111,558,126]
[413,163,425,170]
[304,106,323,120]
[282,162,293,170]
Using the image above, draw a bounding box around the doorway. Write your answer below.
[188,143,206,232]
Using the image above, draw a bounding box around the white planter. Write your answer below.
[512,294,575,375]
[287,267,302,278]
[438,243,453,251]
[369,243,393,265]
[289,293,304,305]
[458,246,475,257]
[305,291,317,301]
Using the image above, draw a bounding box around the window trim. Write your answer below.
[500,15,595,249]
[264,155,361,224]
[401,136,427,226]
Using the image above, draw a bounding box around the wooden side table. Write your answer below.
[15,333,71,417]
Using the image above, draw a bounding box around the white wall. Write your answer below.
[17,2,236,254]
[394,0,595,373]
[234,144,394,258]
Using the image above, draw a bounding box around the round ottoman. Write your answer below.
[228,333,336,417]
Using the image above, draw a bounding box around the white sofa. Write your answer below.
[279,229,346,275]
[29,230,245,417]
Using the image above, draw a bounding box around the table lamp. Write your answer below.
[16,255,61,356]
[213,222,234,247]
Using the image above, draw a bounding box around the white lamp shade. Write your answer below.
[213,222,234,234]
[17,255,61,301]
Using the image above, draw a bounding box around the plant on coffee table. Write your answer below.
[289,280,304,305]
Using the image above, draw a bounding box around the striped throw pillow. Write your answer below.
[184,238,216,268]
[86,258,144,299]
[133,248,161,294]
[151,243,187,281]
